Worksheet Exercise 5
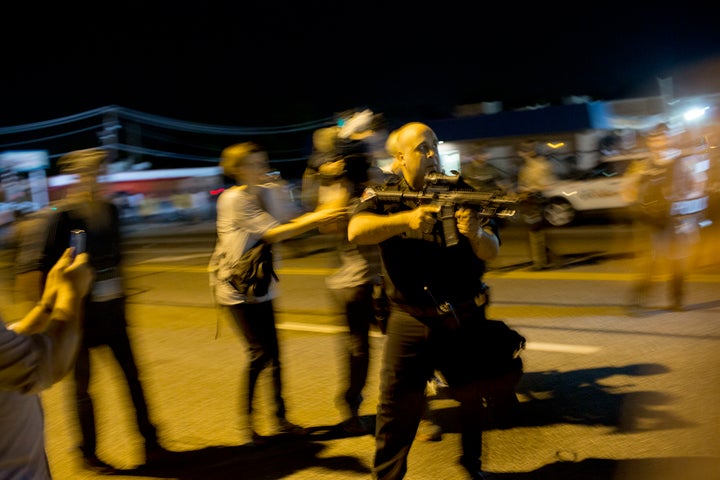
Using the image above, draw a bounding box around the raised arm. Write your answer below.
[347,205,440,245]
[6,249,94,389]
[261,206,347,244]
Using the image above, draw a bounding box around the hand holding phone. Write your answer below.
[70,229,86,258]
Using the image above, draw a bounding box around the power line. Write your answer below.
[0,105,336,169]
[116,107,335,135]
[0,107,112,135]
[0,124,101,149]
[0,105,335,136]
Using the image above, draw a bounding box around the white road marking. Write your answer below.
[278,322,350,334]
[136,253,210,263]
[525,342,600,354]
[277,322,600,353]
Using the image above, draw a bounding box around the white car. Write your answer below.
[539,153,647,227]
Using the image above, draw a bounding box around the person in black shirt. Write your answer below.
[14,148,170,473]
[348,122,523,480]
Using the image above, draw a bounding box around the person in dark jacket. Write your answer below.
[14,148,171,473]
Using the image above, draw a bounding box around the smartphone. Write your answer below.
[70,229,86,257]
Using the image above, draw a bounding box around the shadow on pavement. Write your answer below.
[111,421,374,479]
[432,362,691,437]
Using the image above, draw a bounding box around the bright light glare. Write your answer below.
[683,106,709,122]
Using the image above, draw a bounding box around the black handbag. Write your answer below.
[229,241,279,297]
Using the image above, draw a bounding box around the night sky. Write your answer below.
[2,2,720,173]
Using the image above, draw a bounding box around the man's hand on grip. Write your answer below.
[456,207,480,239]
[408,205,440,233]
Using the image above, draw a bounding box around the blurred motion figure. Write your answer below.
[208,142,345,446]
[13,148,170,473]
[622,124,710,312]
[516,141,556,270]
[1,249,93,479]
[306,110,385,435]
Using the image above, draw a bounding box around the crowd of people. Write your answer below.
[1,107,713,479]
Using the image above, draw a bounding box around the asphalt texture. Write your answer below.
[1,219,719,480]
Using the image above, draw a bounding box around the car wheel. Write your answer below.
[543,198,575,227]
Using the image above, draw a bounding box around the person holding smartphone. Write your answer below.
[14,148,171,473]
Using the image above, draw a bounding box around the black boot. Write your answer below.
[145,441,173,465]
[459,457,492,479]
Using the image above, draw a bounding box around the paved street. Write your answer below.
[2,220,720,479]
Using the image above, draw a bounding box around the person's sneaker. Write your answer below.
[415,418,442,441]
[341,415,372,435]
[276,419,308,436]
[82,454,116,474]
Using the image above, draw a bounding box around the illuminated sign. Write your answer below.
[0,150,49,172]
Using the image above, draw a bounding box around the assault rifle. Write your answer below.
[366,172,533,247]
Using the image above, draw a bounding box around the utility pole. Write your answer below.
[98,106,121,171]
